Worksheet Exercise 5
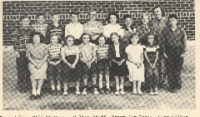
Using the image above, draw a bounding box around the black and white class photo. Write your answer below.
[2,0,195,110]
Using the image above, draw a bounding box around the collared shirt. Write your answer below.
[62,45,80,56]
[32,22,48,38]
[79,42,97,62]
[12,27,32,51]
[26,43,48,60]
[83,21,103,40]
[47,43,62,60]
[114,44,120,57]
[160,26,187,55]
[103,24,123,38]
[46,24,64,44]
[96,44,109,60]
[65,22,83,39]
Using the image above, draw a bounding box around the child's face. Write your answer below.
[111,34,119,44]
[52,15,60,23]
[154,7,162,19]
[33,35,40,44]
[141,16,149,25]
[147,35,154,45]
[51,36,59,44]
[110,15,117,24]
[66,37,74,46]
[168,17,178,27]
[20,18,30,29]
[124,17,133,27]
[82,35,90,44]
[37,15,45,24]
[71,14,78,23]
[98,37,106,45]
[131,36,139,44]
[89,12,97,21]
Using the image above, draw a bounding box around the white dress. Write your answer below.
[125,44,145,82]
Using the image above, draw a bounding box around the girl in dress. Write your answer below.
[126,33,145,95]
[61,35,82,95]
[26,32,48,100]
[79,33,99,95]
[109,32,128,95]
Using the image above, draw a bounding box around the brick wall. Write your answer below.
[3,0,195,45]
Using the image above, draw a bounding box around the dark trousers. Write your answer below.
[145,64,159,89]
[166,54,183,90]
[16,51,30,91]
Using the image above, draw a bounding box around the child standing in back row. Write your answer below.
[126,33,145,95]
[96,35,110,94]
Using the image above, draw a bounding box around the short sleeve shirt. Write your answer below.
[79,42,97,61]
[47,43,62,60]
[144,44,159,63]
[125,44,144,63]
[62,45,80,56]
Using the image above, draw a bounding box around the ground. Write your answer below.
[3,42,195,110]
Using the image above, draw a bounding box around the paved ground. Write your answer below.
[3,42,195,110]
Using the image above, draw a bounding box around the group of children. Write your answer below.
[13,6,187,100]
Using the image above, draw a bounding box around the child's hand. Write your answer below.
[150,64,154,69]
[35,63,42,69]
[164,53,168,59]
[153,63,156,69]
[87,62,91,69]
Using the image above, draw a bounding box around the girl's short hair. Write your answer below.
[30,32,45,43]
[123,14,132,20]
[152,5,165,17]
[64,35,76,45]
[96,35,107,45]
[107,12,119,23]
[168,13,178,20]
[80,33,92,42]
[140,13,151,20]
[129,33,139,44]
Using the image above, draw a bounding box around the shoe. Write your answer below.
[105,88,110,94]
[57,90,62,95]
[94,88,99,94]
[120,89,125,95]
[30,95,36,100]
[36,95,41,99]
[82,88,87,95]
[76,90,81,95]
[133,89,137,95]
[154,91,159,95]
[149,91,154,95]
[115,91,120,95]
[99,88,105,94]
[63,91,68,95]
[51,90,56,95]
[137,89,143,95]
[169,89,177,93]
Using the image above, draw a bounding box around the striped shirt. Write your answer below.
[12,27,32,51]
[46,24,64,44]
[96,44,109,60]
[47,43,62,61]
[144,44,159,64]
[31,22,48,38]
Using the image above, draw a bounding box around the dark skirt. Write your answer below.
[110,57,128,76]
[47,60,62,81]
[79,61,97,78]
[97,59,110,75]
[62,55,82,82]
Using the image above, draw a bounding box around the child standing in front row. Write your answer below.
[144,34,159,95]
[61,35,82,95]
[96,35,110,94]
[79,33,99,95]
[47,35,62,95]
[109,32,128,95]
[126,33,145,95]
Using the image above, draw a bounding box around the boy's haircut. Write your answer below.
[36,13,45,18]
[168,13,178,20]
[107,12,119,23]
[30,31,45,43]
[51,12,60,17]
[123,14,132,20]
[50,35,59,41]
[152,5,165,17]
[20,15,29,21]
[64,35,75,45]
[70,12,79,16]
[96,35,107,45]
[140,13,150,20]
[80,33,92,42]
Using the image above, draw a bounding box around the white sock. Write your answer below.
[51,85,55,90]
[120,85,124,90]
[36,88,41,95]
[106,82,110,89]
[116,85,120,91]
[57,85,61,91]
[99,81,103,89]
[32,88,37,96]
